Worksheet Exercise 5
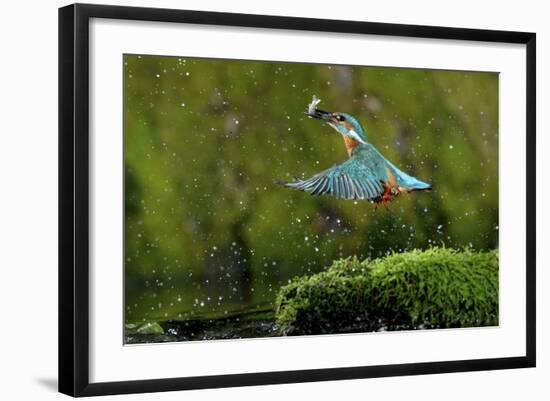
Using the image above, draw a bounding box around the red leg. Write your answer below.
[380,185,393,208]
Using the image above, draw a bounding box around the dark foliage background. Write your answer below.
[124,55,498,323]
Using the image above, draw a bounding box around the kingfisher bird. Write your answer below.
[282,96,431,207]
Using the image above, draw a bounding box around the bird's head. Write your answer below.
[306,105,367,145]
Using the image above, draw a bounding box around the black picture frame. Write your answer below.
[59,3,536,397]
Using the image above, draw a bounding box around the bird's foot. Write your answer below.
[379,186,395,208]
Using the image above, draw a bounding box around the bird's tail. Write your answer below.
[392,167,431,192]
[407,177,431,192]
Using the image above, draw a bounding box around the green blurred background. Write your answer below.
[124,54,498,324]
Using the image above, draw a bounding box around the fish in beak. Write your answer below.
[305,95,332,121]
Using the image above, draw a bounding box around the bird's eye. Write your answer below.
[335,114,346,122]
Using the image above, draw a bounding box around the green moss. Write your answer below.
[275,248,498,335]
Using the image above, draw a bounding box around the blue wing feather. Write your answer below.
[283,155,386,201]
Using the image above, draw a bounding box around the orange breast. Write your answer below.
[341,134,358,157]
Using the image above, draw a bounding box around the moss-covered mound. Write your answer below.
[275,248,498,335]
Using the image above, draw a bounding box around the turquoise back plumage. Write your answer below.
[359,146,431,191]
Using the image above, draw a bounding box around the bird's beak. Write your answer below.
[304,108,333,121]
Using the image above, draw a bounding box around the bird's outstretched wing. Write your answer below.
[282,156,386,201]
